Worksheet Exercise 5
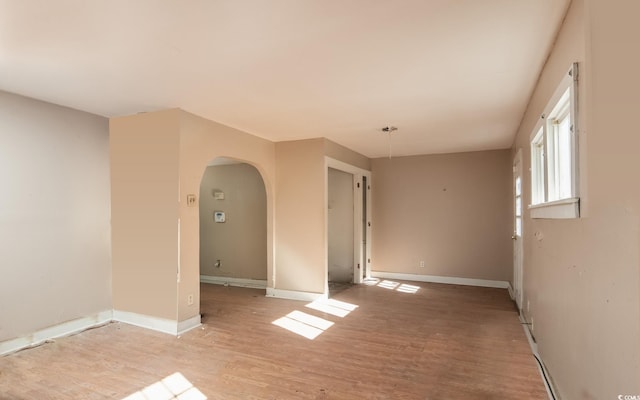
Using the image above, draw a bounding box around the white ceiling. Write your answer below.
[0,0,569,158]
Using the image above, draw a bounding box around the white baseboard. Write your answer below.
[200,275,267,289]
[177,314,202,335]
[113,310,201,336]
[0,310,113,356]
[1,309,201,356]
[371,271,510,289]
[112,310,177,335]
[507,283,515,299]
[519,314,557,400]
[266,288,327,302]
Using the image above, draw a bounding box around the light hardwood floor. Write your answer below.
[0,280,547,399]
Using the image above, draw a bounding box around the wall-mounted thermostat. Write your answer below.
[214,211,226,223]
[213,190,225,200]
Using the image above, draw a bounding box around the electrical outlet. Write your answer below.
[419,260,425,268]
[187,294,194,306]
[527,300,530,313]
[531,317,534,332]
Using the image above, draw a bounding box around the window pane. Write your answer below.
[530,127,545,205]
[516,196,522,217]
[515,176,521,196]
[516,217,522,236]
[558,114,572,199]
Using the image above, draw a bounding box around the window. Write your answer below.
[529,63,580,219]
[530,127,544,205]
[515,176,522,236]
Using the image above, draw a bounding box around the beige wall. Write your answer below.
[110,110,180,320]
[274,139,327,294]
[177,111,276,322]
[111,112,369,321]
[371,150,511,281]
[512,0,640,397]
[111,110,276,325]
[199,163,267,280]
[0,91,111,342]
[273,138,370,294]
[324,139,371,171]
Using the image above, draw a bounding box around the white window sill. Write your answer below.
[529,197,580,219]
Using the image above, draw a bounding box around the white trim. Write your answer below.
[529,197,579,219]
[507,283,515,300]
[371,271,509,289]
[519,314,558,400]
[177,315,202,335]
[200,275,267,289]
[325,157,370,176]
[513,149,525,309]
[113,310,176,335]
[113,310,201,336]
[0,310,113,356]
[325,156,373,288]
[266,288,328,302]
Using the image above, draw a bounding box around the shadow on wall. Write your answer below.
[199,157,267,281]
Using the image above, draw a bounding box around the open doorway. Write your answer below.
[326,158,372,296]
[199,157,268,290]
[328,167,354,293]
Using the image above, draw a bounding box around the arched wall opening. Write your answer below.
[199,157,268,289]
[176,110,276,326]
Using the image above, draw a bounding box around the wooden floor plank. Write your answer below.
[0,280,547,399]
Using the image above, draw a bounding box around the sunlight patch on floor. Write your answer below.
[305,298,359,318]
[122,372,206,400]
[273,299,360,339]
[377,280,420,294]
[378,280,400,290]
[272,311,334,340]
[397,283,420,294]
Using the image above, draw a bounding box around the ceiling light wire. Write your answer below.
[381,126,398,159]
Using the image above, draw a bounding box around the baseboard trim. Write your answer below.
[507,283,515,299]
[113,310,201,336]
[1,309,202,356]
[519,314,557,400]
[266,288,327,302]
[371,271,510,289]
[0,310,113,356]
[200,275,267,289]
[113,310,177,335]
[177,314,202,335]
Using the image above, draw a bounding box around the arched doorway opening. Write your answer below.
[198,157,268,293]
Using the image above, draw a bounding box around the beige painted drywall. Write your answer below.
[273,138,370,294]
[111,110,369,322]
[199,163,267,280]
[324,139,371,171]
[274,139,327,294]
[328,168,354,283]
[0,91,111,342]
[511,0,640,398]
[371,150,511,281]
[177,111,276,323]
[110,110,180,320]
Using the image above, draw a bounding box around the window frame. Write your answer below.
[529,63,580,219]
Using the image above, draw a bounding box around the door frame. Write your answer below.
[513,149,524,310]
[325,157,372,291]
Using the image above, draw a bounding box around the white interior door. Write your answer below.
[513,150,524,310]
